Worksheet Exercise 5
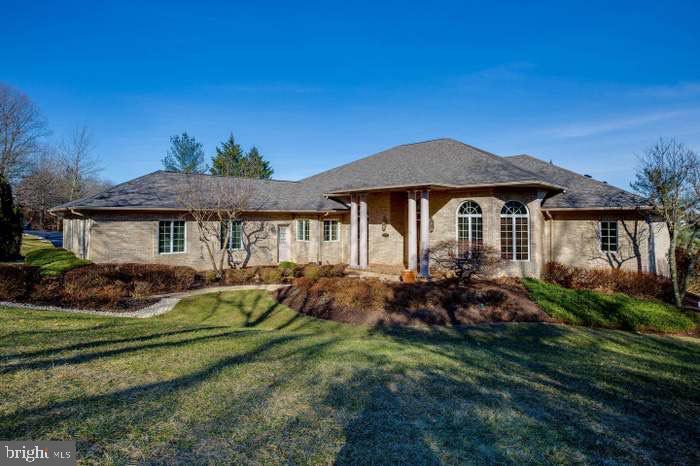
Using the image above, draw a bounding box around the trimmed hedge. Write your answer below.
[0,264,40,300]
[0,262,197,309]
[543,262,672,301]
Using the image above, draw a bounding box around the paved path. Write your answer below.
[0,284,289,319]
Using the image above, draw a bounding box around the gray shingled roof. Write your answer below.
[53,139,644,213]
[300,139,561,193]
[53,171,346,212]
[506,155,646,209]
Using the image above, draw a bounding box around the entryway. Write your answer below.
[277,224,291,262]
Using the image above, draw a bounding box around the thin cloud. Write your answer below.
[540,110,685,138]
[632,82,700,99]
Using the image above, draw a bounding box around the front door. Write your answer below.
[277,225,291,262]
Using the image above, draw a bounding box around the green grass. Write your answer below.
[523,278,697,333]
[1,290,699,464]
[21,234,90,276]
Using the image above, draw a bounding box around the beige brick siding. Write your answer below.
[547,211,670,275]
[65,192,670,277]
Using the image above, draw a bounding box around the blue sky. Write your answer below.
[2,0,699,189]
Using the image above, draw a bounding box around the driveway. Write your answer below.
[24,230,63,248]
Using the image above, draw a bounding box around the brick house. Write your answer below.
[51,139,669,277]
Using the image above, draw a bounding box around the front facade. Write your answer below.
[55,139,669,277]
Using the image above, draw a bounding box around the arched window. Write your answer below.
[457,200,483,252]
[500,201,529,261]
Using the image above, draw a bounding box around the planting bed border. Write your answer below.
[0,284,289,318]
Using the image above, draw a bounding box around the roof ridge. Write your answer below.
[160,170,299,183]
[506,154,630,192]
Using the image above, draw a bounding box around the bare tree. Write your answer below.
[16,147,64,229]
[0,84,49,182]
[59,126,101,201]
[632,138,700,307]
[430,240,502,283]
[178,174,266,279]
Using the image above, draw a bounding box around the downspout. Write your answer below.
[318,212,329,264]
[543,210,553,265]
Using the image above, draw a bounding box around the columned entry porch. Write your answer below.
[348,190,431,277]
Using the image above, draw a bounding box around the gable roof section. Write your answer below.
[52,171,346,212]
[505,155,647,209]
[300,138,562,193]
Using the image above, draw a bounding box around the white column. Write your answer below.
[349,194,359,268]
[419,190,430,277]
[407,191,417,271]
[359,193,368,269]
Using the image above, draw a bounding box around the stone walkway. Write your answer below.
[0,284,289,319]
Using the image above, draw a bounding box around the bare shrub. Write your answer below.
[430,240,501,283]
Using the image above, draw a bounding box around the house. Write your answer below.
[51,139,669,277]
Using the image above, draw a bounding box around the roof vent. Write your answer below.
[584,174,592,178]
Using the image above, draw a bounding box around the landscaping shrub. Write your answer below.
[543,262,672,301]
[259,267,283,284]
[278,261,296,271]
[0,264,40,300]
[302,264,321,281]
[224,267,258,285]
[318,264,347,278]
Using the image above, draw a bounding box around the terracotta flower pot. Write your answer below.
[401,270,417,283]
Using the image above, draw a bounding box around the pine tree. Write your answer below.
[162,133,207,173]
[241,146,273,179]
[210,134,244,176]
[0,174,23,260]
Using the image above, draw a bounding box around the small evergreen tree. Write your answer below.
[210,134,244,176]
[210,134,274,179]
[0,175,23,260]
[162,133,207,173]
[241,146,273,179]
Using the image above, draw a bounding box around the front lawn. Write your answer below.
[523,278,697,334]
[21,234,89,276]
[1,290,699,464]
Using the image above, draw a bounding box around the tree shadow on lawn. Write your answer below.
[3,294,699,464]
[364,323,700,464]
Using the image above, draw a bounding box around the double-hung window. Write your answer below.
[323,220,339,242]
[158,220,185,254]
[296,219,311,241]
[600,221,618,252]
[221,220,243,250]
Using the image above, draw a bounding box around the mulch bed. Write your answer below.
[275,277,554,327]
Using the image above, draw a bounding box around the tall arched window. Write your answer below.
[457,200,483,252]
[500,201,529,261]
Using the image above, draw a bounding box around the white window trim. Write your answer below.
[599,220,619,253]
[500,201,530,262]
[296,219,311,242]
[157,219,187,255]
[226,220,244,251]
[323,219,340,242]
[455,200,483,245]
